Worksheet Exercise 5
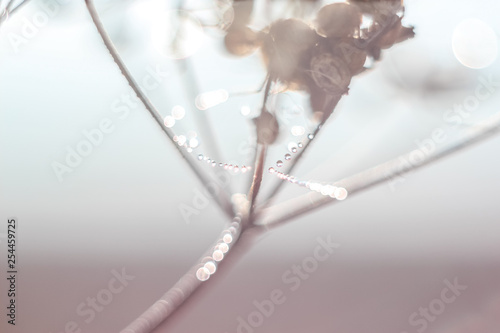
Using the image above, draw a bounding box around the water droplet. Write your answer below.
[268,167,275,174]
[218,243,229,253]
[234,166,239,173]
[223,233,233,244]
[164,115,175,128]
[206,159,212,164]
[291,147,297,153]
[177,135,187,146]
[219,163,223,167]
[324,185,336,196]
[276,160,284,167]
[334,187,348,201]
[285,154,291,160]
[189,138,199,148]
[241,105,251,116]
[211,161,217,167]
[204,261,216,274]
[213,250,224,261]
[197,154,203,160]
[291,126,305,137]
[241,166,247,173]
[298,142,303,148]
[308,133,314,140]
[171,105,185,120]
[186,147,193,153]
[196,267,210,281]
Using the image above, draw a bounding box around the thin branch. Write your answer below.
[84,0,234,218]
[248,143,267,217]
[4,0,15,12]
[0,0,29,27]
[257,11,407,210]
[177,58,226,168]
[121,212,248,333]
[258,93,341,207]
[247,75,274,219]
[257,112,500,228]
[173,0,226,169]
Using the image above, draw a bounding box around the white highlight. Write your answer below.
[452,18,498,69]
[195,89,229,110]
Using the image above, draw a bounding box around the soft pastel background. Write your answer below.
[1,0,500,332]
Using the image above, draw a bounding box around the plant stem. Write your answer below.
[84,0,234,219]
[257,112,500,228]
[144,225,265,332]
[247,75,273,219]
[121,212,249,333]
[177,58,227,168]
[258,93,341,208]
[248,143,267,218]
[173,0,226,171]
[0,0,29,26]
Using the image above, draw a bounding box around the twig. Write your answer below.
[259,93,341,208]
[247,75,274,219]
[173,0,226,170]
[257,112,500,228]
[176,58,233,194]
[121,211,248,333]
[84,0,234,219]
[0,0,29,27]
[248,143,267,217]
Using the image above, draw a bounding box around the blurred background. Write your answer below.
[1,0,500,332]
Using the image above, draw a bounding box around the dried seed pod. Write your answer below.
[316,3,362,38]
[331,38,367,75]
[253,110,279,145]
[224,27,262,56]
[375,17,414,49]
[310,52,352,95]
[261,19,319,82]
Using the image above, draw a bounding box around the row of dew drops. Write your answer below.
[165,105,347,201]
[195,214,242,281]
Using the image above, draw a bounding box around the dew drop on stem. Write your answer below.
[196,267,210,281]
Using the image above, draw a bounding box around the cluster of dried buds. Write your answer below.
[224,0,414,119]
